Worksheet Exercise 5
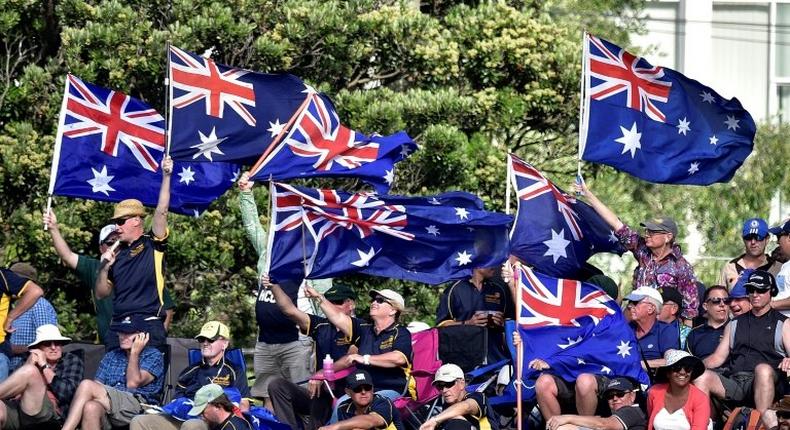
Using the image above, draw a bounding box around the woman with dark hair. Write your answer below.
[647,350,710,430]
[574,182,699,323]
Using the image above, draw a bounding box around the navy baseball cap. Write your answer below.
[769,220,790,237]
[742,218,769,240]
[110,315,148,334]
[603,377,636,394]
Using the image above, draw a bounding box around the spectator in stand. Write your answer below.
[130,320,249,430]
[188,384,253,430]
[44,211,176,344]
[685,286,729,360]
[574,182,699,323]
[420,363,498,430]
[728,282,752,317]
[625,287,679,370]
[693,270,790,416]
[658,288,691,349]
[545,377,646,430]
[436,267,513,363]
[237,173,330,408]
[321,370,403,430]
[95,156,175,350]
[266,279,361,430]
[719,218,782,289]
[61,315,164,430]
[0,324,83,429]
[7,263,57,369]
[647,350,710,430]
[770,220,790,315]
[0,268,45,381]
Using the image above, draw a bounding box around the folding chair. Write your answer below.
[186,347,250,395]
[393,328,443,429]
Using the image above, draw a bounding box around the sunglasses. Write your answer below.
[197,337,220,344]
[352,384,373,393]
[643,229,668,237]
[434,380,458,390]
[605,391,630,401]
[746,286,770,295]
[705,297,729,305]
[114,217,135,226]
[743,235,764,242]
[37,341,64,348]
[373,296,391,306]
[670,364,693,373]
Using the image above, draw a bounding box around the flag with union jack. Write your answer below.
[580,34,755,185]
[49,75,238,216]
[167,46,416,193]
[508,154,623,278]
[513,265,649,400]
[266,182,512,284]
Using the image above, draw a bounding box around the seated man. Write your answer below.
[626,287,679,369]
[61,315,164,430]
[658,288,690,349]
[130,320,249,430]
[728,282,752,317]
[7,263,58,370]
[188,384,253,430]
[694,270,790,415]
[420,363,498,430]
[545,377,646,430]
[686,286,729,360]
[0,324,83,429]
[321,370,403,430]
[0,267,45,381]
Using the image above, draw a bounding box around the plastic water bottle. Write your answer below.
[322,354,334,382]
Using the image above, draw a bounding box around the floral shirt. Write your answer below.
[616,224,699,318]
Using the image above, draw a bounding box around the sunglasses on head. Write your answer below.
[706,297,729,305]
[373,296,391,305]
[434,380,458,390]
[352,384,373,393]
[605,391,630,401]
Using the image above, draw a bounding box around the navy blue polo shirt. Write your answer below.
[304,314,361,370]
[352,320,415,398]
[213,414,253,430]
[686,321,727,360]
[175,356,249,399]
[108,232,167,318]
[436,278,513,363]
[255,279,300,344]
[337,394,404,430]
[632,320,679,360]
[436,391,498,430]
[0,269,31,345]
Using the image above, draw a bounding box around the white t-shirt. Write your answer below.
[774,261,790,317]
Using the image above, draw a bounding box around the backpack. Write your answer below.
[723,406,764,430]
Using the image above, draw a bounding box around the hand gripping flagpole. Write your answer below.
[45,76,73,231]
[514,262,523,430]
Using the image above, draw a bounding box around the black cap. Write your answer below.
[604,377,636,393]
[110,315,148,334]
[324,283,356,302]
[744,270,777,292]
[345,369,374,390]
[661,288,683,306]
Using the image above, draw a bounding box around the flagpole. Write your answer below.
[514,262,523,430]
[505,153,512,215]
[576,31,590,182]
[248,93,313,177]
[164,41,172,157]
[45,75,73,231]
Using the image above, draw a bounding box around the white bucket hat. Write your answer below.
[28,324,71,348]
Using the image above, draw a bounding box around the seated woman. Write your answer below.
[647,350,710,430]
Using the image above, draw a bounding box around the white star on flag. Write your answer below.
[351,247,376,267]
[455,250,472,266]
[709,135,718,145]
[616,340,632,358]
[614,122,642,158]
[676,117,691,136]
[425,225,440,236]
[608,231,618,243]
[267,118,286,137]
[577,358,586,365]
[178,166,196,185]
[192,209,201,218]
[302,83,318,95]
[455,207,470,220]
[383,169,394,185]
[724,115,740,131]
[558,336,583,349]
[400,145,412,158]
[428,197,441,205]
[700,91,715,103]
[231,169,241,183]
[193,127,227,161]
[688,162,700,175]
[543,229,570,263]
[87,165,115,196]
[601,365,612,375]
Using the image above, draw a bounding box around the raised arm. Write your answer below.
[44,210,79,269]
[238,173,268,257]
[126,334,155,389]
[5,282,44,332]
[264,276,310,332]
[152,156,172,239]
[304,285,353,338]
[94,247,117,299]
[572,181,624,231]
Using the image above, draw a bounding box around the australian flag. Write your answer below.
[580,34,756,185]
[267,182,512,284]
[49,74,238,216]
[167,46,416,193]
[514,265,650,400]
[508,154,624,278]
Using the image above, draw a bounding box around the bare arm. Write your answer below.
[703,322,731,369]
[778,319,790,374]
[5,283,44,332]
[126,334,155,389]
[573,181,624,231]
[152,156,172,239]
[94,248,116,300]
[266,277,310,332]
[348,351,407,368]
[163,309,174,331]
[548,414,624,430]
[321,413,386,430]
[421,399,481,430]
[44,210,79,269]
[304,286,352,338]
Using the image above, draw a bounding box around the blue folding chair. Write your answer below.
[187,347,250,390]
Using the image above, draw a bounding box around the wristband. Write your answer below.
[363,354,371,365]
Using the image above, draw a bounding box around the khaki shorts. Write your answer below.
[101,385,143,429]
[251,338,313,398]
[3,394,59,430]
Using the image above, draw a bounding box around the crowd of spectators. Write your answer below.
[1,159,789,430]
